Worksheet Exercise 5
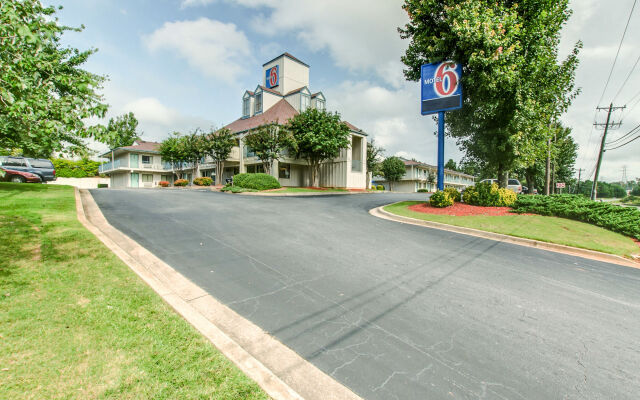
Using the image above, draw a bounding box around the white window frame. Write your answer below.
[255,93,263,114]
[243,98,250,117]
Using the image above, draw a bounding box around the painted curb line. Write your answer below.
[370,203,640,269]
[75,188,363,400]
[237,191,378,197]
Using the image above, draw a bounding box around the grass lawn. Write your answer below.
[384,201,640,258]
[274,187,348,193]
[0,183,268,399]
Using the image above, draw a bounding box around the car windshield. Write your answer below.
[28,159,53,168]
[508,179,519,185]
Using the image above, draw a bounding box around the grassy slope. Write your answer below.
[384,201,640,258]
[0,183,267,400]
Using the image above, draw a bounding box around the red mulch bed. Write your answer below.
[408,202,532,216]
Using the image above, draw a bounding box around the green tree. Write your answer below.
[366,139,385,178]
[426,169,436,188]
[444,159,458,171]
[104,112,141,150]
[286,108,351,187]
[205,128,236,185]
[182,130,210,183]
[1,0,108,157]
[159,133,188,182]
[244,122,296,175]
[380,156,406,191]
[399,0,581,187]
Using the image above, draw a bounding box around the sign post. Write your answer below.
[421,62,462,191]
[556,182,565,194]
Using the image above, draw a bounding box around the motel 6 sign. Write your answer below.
[420,61,462,115]
[266,65,279,89]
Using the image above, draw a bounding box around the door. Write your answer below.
[130,154,139,168]
[130,173,139,188]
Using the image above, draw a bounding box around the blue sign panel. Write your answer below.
[266,65,279,89]
[420,61,462,115]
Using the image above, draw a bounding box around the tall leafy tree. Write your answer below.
[286,108,351,187]
[366,139,385,178]
[182,130,210,182]
[104,112,141,150]
[159,133,188,182]
[205,128,236,185]
[244,122,296,175]
[444,159,458,171]
[1,0,108,157]
[399,0,581,187]
[380,156,406,191]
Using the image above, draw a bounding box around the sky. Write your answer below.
[50,0,640,183]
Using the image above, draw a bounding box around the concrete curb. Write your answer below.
[370,203,640,269]
[74,188,363,400]
[238,190,375,197]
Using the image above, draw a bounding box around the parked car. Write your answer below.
[0,156,56,182]
[479,178,523,194]
[0,167,42,183]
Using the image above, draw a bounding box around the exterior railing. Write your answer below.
[351,159,362,172]
[99,159,121,173]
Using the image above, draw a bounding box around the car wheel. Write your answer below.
[10,175,25,183]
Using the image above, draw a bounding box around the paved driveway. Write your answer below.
[90,189,640,400]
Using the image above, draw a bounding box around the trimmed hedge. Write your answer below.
[221,185,257,193]
[97,183,108,188]
[193,177,213,186]
[232,173,281,190]
[430,191,453,208]
[444,187,461,202]
[159,181,169,187]
[417,188,429,193]
[512,194,640,240]
[377,185,384,190]
[52,158,102,178]
[463,182,516,207]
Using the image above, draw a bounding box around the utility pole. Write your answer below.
[591,103,625,200]
[545,137,551,195]
[576,168,583,194]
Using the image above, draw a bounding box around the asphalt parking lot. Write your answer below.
[90,189,640,400]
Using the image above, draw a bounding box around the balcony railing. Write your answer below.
[351,159,362,172]
[99,159,121,173]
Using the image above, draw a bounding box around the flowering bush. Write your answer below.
[174,179,188,187]
[193,177,213,186]
[159,181,169,187]
[430,190,453,208]
[463,182,516,207]
[444,187,461,202]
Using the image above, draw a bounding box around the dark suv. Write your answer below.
[0,156,56,182]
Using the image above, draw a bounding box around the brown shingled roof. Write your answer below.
[258,85,283,96]
[120,140,161,152]
[224,99,298,134]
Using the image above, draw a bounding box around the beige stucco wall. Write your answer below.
[262,91,281,113]
[263,56,309,96]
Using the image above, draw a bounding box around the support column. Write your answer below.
[239,137,246,173]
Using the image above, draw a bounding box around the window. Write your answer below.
[279,163,290,179]
[2,157,26,167]
[301,94,310,111]
[142,155,152,164]
[142,174,153,183]
[161,175,170,182]
[316,99,325,110]
[254,93,263,113]
[243,98,250,117]
[27,159,53,168]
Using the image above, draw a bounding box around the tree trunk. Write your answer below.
[525,168,536,194]
[497,163,508,188]
[264,160,271,175]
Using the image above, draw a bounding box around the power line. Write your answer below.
[613,53,640,102]
[597,0,637,106]
[606,131,640,150]
[607,122,640,144]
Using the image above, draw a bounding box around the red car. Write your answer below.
[0,167,42,183]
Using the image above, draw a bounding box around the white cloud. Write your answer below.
[143,18,251,83]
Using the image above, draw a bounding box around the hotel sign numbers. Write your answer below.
[420,62,462,115]
[266,65,279,89]
[420,61,463,191]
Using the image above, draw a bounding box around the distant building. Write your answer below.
[100,53,367,189]
[375,157,475,192]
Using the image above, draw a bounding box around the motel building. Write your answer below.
[375,157,475,192]
[99,53,368,189]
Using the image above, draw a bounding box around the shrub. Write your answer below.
[512,194,640,240]
[221,185,257,193]
[232,173,281,190]
[193,177,213,186]
[443,187,461,202]
[159,181,169,187]
[430,190,453,208]
[174,179,188,186]
[632,186,640,196]
[377,185,385,190]
[417,188,429,193]
[463,182,516,207]
[52,158,102,177]
[97,183,108,188]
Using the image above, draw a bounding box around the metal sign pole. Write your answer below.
[437,111,445,191]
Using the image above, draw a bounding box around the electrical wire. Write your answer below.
[597,0,637,106]
[613,53,640,102]
[607,123,640,144]
[605,131,640,150]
